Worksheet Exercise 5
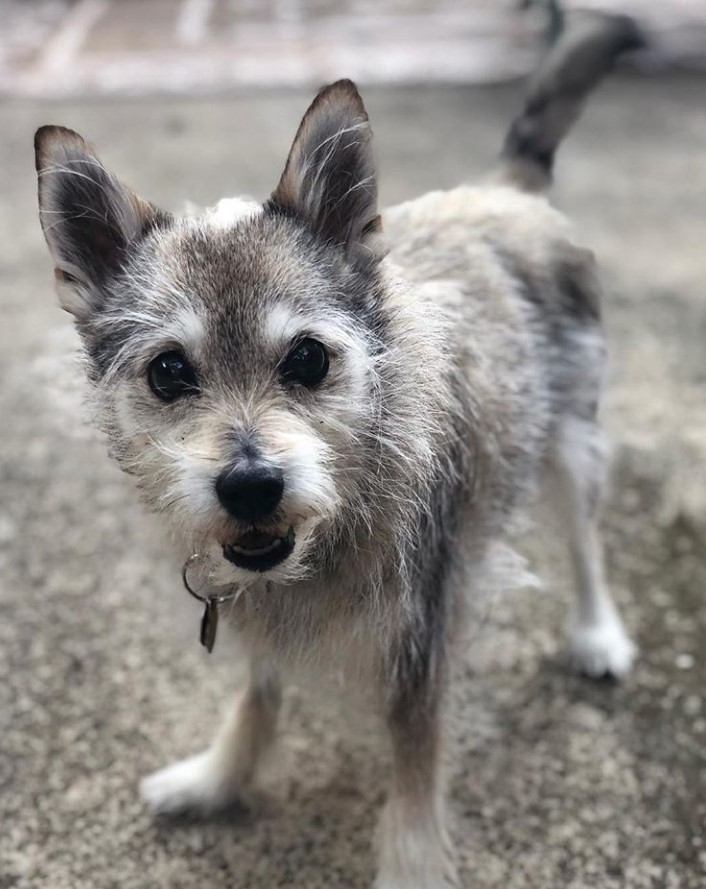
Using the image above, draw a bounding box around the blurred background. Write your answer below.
[1,2,705,889]
[2,0,706,96]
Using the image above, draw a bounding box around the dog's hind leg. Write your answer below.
[141,658,281,815]
[551,416,636,679]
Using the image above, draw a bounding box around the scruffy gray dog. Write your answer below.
[35,14,640,888]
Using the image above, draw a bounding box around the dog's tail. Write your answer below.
[501,12,644,192]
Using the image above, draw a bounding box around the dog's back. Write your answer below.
[382,13,642,532]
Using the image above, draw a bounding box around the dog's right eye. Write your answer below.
[148,351,199,401]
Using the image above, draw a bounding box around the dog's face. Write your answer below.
[35,81,391,586]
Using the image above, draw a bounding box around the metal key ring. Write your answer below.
[182,553,240,605]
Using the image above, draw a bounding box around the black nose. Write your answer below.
[215,462,284,524]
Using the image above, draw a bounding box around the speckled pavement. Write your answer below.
[1,78,705,888]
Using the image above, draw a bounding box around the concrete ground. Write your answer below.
[1,76,706,888]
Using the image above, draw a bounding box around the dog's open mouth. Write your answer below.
[222,527,295,572]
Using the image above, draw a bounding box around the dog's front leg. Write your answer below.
[141,659,281,816]
[375,645,457,889]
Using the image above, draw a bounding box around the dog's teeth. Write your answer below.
[232,538,282,556]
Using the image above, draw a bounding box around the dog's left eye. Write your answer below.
[280,338,329,387]
[148,351,199,401]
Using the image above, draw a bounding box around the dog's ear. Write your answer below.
[35,125,169,321]
[269,80,381,256]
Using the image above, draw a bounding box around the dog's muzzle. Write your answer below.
[215,458,295,571]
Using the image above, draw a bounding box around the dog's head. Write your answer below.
[34,81,398,586]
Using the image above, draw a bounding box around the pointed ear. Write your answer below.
[269,80,381,256]
[35,125,169,321]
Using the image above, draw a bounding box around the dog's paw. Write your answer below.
[374,868,458,889]
[140,751,244,816]
[568,611,637,679]
[375,801,459,889]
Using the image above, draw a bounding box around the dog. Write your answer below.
[34,13,641,888]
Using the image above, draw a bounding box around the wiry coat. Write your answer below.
[35,13,641,889]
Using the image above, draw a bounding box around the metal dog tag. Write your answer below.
[182,554,241,655]
[200,598,219,653]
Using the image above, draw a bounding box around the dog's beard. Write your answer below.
[141,447,341,588]
[193,513,327,588]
